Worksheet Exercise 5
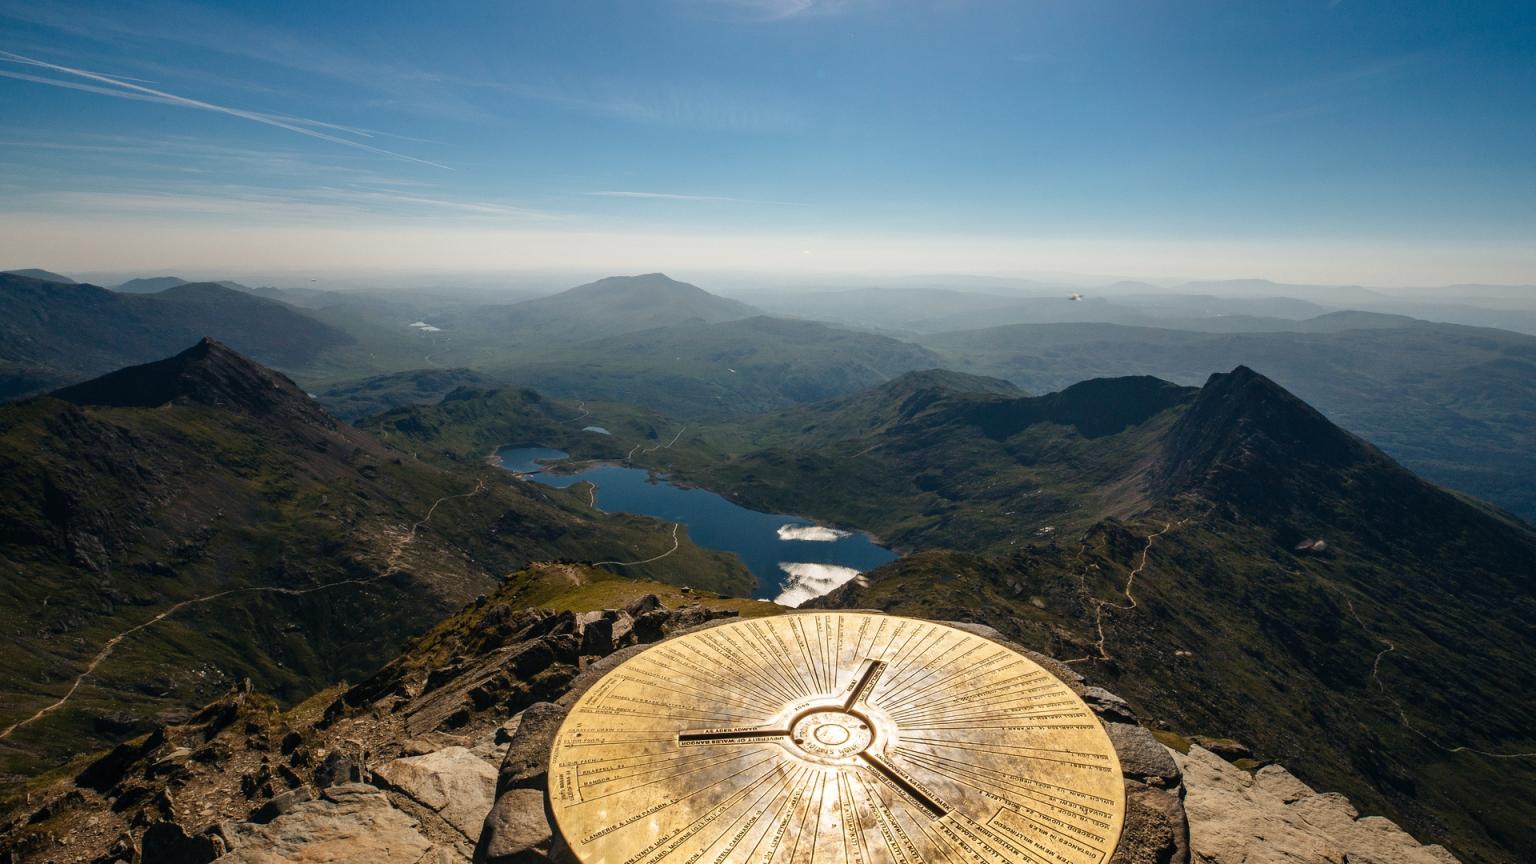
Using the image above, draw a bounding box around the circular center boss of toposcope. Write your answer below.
[547,611,1125,864]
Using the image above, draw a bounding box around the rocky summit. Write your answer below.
[0,568,1455,864]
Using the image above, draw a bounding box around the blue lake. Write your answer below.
[496,446,898,605]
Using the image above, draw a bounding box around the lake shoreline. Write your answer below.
[493,443,899,604]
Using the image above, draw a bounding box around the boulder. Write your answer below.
[248,786,314,824]
[473,788,552,864]
[1173,745,1459,864]
[1106,722,1181,788]
[1112,780,1190,864]
[495,704,568,792]
[141,821,221,864]
[372,746,498,841]
[217,783,434,863]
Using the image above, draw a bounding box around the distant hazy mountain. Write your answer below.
[1,268,75,284]
[742,286,1027,331]
[490,315,943,416]
[921,317,1536,520]
[112,275,189,293]
[0,273,352,398]
[1169,277,1389,304]
[739,284,1351,334]
[460,273,761,343]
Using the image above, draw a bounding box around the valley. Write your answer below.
[496,445,896,603]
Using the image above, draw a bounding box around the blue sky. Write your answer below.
[1,0,1533,283]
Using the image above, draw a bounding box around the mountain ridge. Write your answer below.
[0,343,749,779]
[0,274,352,399]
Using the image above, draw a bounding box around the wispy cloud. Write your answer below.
[694,0,869,22]
[1247,54,1426,127]
[0,132,440,190]
[589,190,808,206]
[0,50,449,169]
[462,75,802,133]
[23,184,562,223]
[4,3,801,133]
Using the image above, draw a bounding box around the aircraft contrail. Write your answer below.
[0,49,450,170]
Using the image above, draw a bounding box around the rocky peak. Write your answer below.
[49,338,333,428]
[1155,366,1380,504]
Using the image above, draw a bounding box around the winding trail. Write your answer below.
[1065,517,1191,664]
[0,479,487,742]
[1340,596,1536,760]
[644,425,687,454]
[624,425,686,464]
[592,523,681,568]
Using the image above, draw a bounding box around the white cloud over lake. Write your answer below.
[776,524,850,542]
[774,562,860,607]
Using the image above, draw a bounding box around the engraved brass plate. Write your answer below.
[548,612,1125,864]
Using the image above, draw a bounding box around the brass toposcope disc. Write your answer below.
[548,612,1125,864]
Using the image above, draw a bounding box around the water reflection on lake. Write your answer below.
[495,446,897,605]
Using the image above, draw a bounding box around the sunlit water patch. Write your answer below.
[774,563,862,607]
[496,446,897,605]
[776,524,850,542]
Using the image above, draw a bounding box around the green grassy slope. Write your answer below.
[0,341,748,780]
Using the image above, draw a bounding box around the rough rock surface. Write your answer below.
[1173,745,1460,864]
[218,783,436,863]
[0,594,734,864]
[373,747,498,841]
[0,587,1440,864]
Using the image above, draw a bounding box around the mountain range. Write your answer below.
[0,311,1531,858]
[0,274,353,398]
[921,318,1536,520]
[7,268,1536,522]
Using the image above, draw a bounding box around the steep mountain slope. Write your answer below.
[923,319,1536,520]
[0,274,353,398]
[0,341,748,780]
[806,368,1536,863]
